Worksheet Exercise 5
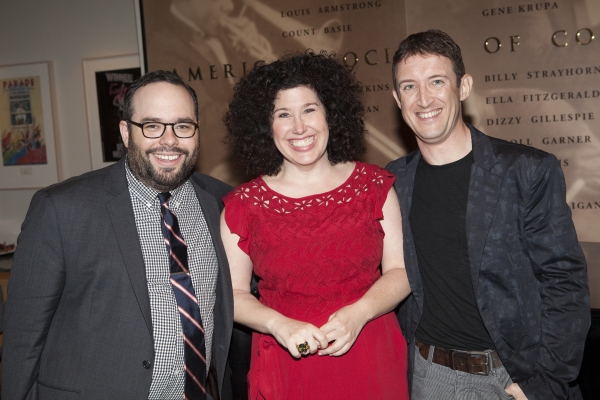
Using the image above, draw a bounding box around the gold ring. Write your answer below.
[296,341,310,355]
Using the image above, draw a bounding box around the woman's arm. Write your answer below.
[220,210,328,357]
[319,188,411,356]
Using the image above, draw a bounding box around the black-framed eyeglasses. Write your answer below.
[127,120,199,139]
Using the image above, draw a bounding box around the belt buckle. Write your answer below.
[452,349,491,376]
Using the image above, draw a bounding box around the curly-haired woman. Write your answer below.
[220,52,410,399]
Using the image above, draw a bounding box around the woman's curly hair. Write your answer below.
[224,51,366,176]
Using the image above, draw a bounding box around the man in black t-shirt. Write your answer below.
[386,30,589,400]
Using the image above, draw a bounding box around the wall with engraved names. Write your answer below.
[140,0,407,183]
[139,0,600,305]
[404,0,600,305]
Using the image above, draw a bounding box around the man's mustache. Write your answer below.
[145,146,189,156]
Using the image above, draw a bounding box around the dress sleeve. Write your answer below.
[372,166,396,221]
[223,188,251,255]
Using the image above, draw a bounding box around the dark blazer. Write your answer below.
[2,158,234,400]
[387,125,590,400]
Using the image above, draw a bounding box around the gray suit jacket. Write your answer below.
[387,126,590,400]
[2,158,234,400]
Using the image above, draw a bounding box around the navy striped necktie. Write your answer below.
[158,192,207,400]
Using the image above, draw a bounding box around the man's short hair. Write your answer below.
[392,29,465,90]
[122,70,199,123]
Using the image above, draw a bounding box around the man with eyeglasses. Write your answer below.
[3,70,234,400]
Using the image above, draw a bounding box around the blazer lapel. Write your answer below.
[393,152,424,310]
[104,159,153,336]
[466,126,502,299]
[190,175,234,394]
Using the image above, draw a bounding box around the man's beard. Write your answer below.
[127,137,199,192]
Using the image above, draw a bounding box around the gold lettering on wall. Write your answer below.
[552,30,568,47]
[510,35,520,52]
[343,52,359,67]
[553,29,595,47]
[484,28,596,52]
[484,37,502,53]
[576,28,595,45]
[365,49,378,65]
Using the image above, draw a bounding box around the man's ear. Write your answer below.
[119,120,130,148]
[392,89,402,110]
[459,74,473,101]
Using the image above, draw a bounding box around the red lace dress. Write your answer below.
[223,162,409,400]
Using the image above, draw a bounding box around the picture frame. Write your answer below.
[82,54,141,170]
[0,61,59,189]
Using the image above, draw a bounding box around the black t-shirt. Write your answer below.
[410,151,496,351]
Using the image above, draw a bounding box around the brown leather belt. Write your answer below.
[415,338,503,376]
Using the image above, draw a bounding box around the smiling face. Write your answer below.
[393,54,472,148]
[119,82,199,192]
[271,86,330,171]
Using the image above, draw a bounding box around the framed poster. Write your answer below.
[0,61,59,189]
[83,54,141,170]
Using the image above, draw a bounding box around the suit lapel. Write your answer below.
[393,152,424,310]
[104,159,153,336]
[466,127,501,299]
[190,174,233,396]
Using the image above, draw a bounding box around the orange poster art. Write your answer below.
[1,76,47,166]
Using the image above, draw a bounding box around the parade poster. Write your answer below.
[138,0,408,184]
[0,62,58,189]
[1,76,47,166]
[95,67,142,162]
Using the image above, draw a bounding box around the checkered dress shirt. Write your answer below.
[126,163,218,399]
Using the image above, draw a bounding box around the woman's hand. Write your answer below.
[223,210,328,358]
[318,302,369,356]
[268,317,329,358]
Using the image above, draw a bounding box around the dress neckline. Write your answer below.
[257,162,359,200]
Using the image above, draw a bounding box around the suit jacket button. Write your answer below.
[143,360,152,369]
